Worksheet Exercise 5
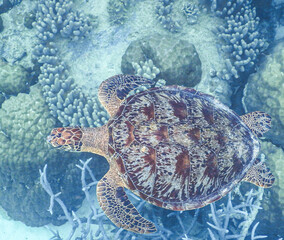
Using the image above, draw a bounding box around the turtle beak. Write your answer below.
[46,129,60,147]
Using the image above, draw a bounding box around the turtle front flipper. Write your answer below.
[242,159,275,188]
[240,111,272,137]
[97,168,157,234]
[98,74,152,117]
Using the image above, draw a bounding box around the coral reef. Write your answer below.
[121,34,202,87]
[36,56,108,127]
[0,16,3,32]
[207,187,266,240]
[260,141,284,218]
[126,60,164,97]
[32,0,108,127]
[182,2,200,24]
[0,85,87,226]
[132,59,160,80]
[242,41,284,146]
[155,0,182,33]
[41,157,271,240]
[0,0,22,14]
[41,158,206,240]
[215,0,267,81]
[0,59,30,95]
[0,93,5,106]
[33,0,92,42]
[0,0,37,68]
[0,0,281,238]
[107,0,132,25]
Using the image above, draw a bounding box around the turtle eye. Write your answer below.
[47,129,64,148]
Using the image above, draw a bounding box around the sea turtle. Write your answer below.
[47,74,275,234]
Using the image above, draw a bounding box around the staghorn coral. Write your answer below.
[0,85,86,226]
[41,158,205,240]
[207,187,266,240]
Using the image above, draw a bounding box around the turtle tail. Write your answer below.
[47,127,83,152]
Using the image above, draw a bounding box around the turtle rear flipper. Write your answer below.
[242,159,275,188]
[98,75,152,117]
[240,111,272,137]
[97,168,157,234]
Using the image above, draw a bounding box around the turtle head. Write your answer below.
[47,127,83,152]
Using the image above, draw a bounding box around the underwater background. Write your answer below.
[0,0,283,239]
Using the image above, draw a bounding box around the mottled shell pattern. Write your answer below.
[107,86,260,211]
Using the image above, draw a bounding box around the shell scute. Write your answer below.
[108,87,259,210]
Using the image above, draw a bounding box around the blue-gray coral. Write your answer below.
[33,0,92,41]
[156,0,182,33]
[0,59,30,95]
[259,141,284,236]
[41,158,206,240]
[0,0,22,14]
[121,34,202,87]
[33,0,108,127]
[0,85,86,226]
[132,59,160,80]
[207,188,265,240]
[215,0,267,80]
[182,2,200,24]
[107,0,132,25]
[0,15,3,32]
[242,41,284,146]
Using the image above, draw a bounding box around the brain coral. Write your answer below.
[259,141,284,231]
[121,34,202,87]
[242,41,284,146]
[0,85,86,226]
[0,59,31,95]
